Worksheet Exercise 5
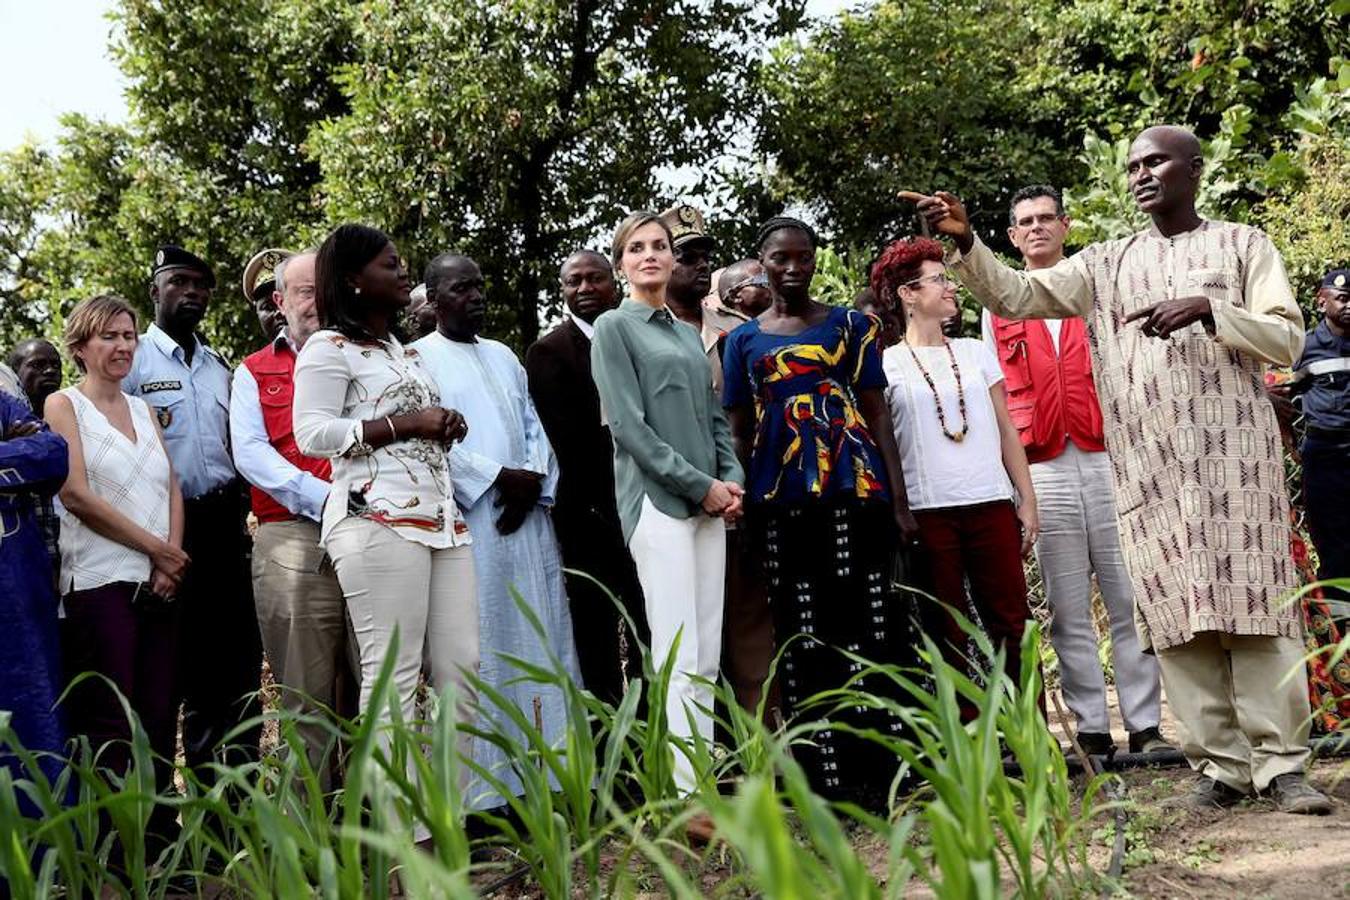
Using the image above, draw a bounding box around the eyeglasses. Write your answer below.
[903,273,956,290]
[725,272,770,297]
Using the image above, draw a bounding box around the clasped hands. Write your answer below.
[701,479,745,523]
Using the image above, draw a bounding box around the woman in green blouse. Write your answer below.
[590,210,744,811]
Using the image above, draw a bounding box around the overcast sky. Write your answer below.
[0,0,852,150]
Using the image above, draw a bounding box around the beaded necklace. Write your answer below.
[904,338,969,442]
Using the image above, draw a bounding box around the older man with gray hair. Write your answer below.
[230,247,354,790]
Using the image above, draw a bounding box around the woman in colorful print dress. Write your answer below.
[723,217,919,808]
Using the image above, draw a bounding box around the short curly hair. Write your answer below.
[869,237,944,308]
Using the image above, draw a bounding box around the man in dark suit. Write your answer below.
[525,249,647,705]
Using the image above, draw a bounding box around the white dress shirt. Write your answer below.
[229,331,330,523]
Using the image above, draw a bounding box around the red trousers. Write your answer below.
[913,500,1035,697]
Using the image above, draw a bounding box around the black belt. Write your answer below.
[187,479,241,504]
[1305,425,1350,442]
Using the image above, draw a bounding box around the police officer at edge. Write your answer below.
[123,245,263,780]
[1292,268,1350,608]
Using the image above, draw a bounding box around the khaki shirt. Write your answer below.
[696,296,751,400]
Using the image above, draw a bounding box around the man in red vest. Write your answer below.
[983,186,1171,757]
[229,247,354,789]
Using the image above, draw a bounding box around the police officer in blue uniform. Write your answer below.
[123,245,263,779]
[1293,268,1350,605]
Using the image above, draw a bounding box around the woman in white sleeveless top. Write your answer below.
[43,295,188,848]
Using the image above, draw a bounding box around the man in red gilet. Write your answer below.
[229,247,354,788]
[983,186,1171,757]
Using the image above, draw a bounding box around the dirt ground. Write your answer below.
[1047,687,1350,900]
[1106,760,1349,899]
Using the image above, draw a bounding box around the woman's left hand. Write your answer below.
[1017,501,1039,558]
[894,504,920,546]
[150,568,177,600]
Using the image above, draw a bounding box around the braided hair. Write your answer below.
[755,216,818,252]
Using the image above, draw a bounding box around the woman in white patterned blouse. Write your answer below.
[293,224,480,763]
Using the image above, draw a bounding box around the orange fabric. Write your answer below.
[987,315,1105,464]
[242,343,332,524]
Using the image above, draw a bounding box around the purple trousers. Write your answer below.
[61,581,181,844]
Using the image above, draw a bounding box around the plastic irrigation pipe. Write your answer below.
[1005,734,1350,777]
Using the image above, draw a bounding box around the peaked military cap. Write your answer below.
[242,247,295,302]
[1321,269,1349,292]
[659,203,716,252]
[151,245,216,288]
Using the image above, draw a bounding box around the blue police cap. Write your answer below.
[151,245,216,288]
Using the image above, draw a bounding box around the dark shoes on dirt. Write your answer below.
[1074,731,1116,757]
[1127,727,1175,755]
[1072,727,1176,758]
[1166,776,1248,810]
[1267,773,1333,815]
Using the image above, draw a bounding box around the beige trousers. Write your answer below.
[326,517,479,727]
[252,519,357,789]
[1156,632,1312,792]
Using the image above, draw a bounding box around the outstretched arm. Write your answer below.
[901,190,1094,320]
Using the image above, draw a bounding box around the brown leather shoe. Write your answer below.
[685,812,717,845]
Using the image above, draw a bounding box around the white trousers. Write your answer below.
[1032,444,1161,734]
[327,517,480,735]
[628,496,726,794]
[1157,632,1311,792]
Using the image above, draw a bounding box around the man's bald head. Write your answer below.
[718,258,772,316]
[1127,125,1204,224]
[560,249,610,280]
[1135,125,1202,159]
[424,252,485,339]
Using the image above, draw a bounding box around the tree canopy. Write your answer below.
[1,0,1346,359]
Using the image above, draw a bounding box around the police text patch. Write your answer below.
[140,380,182,394]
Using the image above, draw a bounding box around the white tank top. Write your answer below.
[58,387,172,592]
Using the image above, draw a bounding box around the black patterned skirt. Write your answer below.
[755,498,920,808]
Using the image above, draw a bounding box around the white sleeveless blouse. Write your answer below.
[58,387,172,592]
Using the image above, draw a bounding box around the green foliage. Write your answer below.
[0,0,807,361]
[1253,103,1350,320]
[811,245,868,308]
[310,0,806,348]
[0,587,1108,898]
[759,0,1348,253]
[758,0,1071,249]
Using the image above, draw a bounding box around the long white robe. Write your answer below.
[413,331,581,809]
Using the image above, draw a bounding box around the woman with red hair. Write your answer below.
[874,237,1039,701]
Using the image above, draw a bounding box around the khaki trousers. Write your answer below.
[1157,632,1311,792]
[252,519,356,790]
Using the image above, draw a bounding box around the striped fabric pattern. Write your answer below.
[58,387,171,592]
